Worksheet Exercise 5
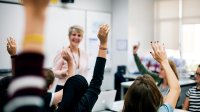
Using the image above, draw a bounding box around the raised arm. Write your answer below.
[133,43,160,81]
[76,24,109,111]
[4,0,49,112]
[61,49,75,77]
[150,41,180,108]
[6,37,17,75]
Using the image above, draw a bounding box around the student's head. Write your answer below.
[68,25,84,47]
[195,65,200,84]
[59,75,88,111]
[123,75,163,112]
[159,59,179,80]
[43,68,55,90]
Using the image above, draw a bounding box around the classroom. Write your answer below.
[0,0,200,112]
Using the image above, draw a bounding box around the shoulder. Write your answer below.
[158,103,174,112]
[188,86,197,92]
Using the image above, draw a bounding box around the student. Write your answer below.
[5,38,63,112]
[4,0,49,111]
[0,37,17,112]
[123,42,181,112]
[56,24,110,112]
[43,68,62,112]
[133,42,179,97]
[53,25,89,92]
[182,64,200,111]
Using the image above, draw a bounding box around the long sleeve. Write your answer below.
[11,55,17,76]
[56,57,106,112]
[75,57,106,112]
[134,54,161,84]
[4,52,46,112]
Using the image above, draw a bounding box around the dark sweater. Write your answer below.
[0,76,12,112]
[4,53,45,112]
[56,57,106,112]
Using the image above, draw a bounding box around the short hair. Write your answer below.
[198,64,200,67]
[168,59,179,80]
[43,68,55,90]
[68,25,84,37]
[123,75,163,112]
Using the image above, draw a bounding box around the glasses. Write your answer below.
[195,72,200,76]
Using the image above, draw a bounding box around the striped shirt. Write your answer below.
[4,53,46,112]
[186,86,200,111]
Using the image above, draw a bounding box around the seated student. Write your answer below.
[56,24,110,112]
[132,42,179,97]
[43,68,63,112]
[3,37,62,112]
[123,42,181,112]
[4,0,49,111]
[182,64,200,111]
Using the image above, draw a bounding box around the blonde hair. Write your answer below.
[168,59,179,80]
[68,25,84,36]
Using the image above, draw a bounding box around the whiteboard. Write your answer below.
[86,11,111,69]
[0,3,85,69]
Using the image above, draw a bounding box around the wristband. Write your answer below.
[23,34,44,45]
[99,46,107,50]
[11,55,17,58]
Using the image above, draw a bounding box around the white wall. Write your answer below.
[110,0,154,73]
[107,0,128,90]
[66,0,112,12]
[0,0,114,90]
[0,0,155,91]
[127,0,154,72]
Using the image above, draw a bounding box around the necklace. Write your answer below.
[69,46,80,69]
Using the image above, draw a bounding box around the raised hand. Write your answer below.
[97,24,110,47]
[23,0,49,12]
[61,49,74,76]
[150,41,167,64]
[61,49,72,63]
[7,37,16,56]
[133,42,140,54]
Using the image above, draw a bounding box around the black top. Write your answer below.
[56,57,106,112]
[0,76,12,112]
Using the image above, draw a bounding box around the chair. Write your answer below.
[114,65,126,101]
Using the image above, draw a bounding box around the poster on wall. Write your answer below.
[86,11,111,69]
[116,40,127,51]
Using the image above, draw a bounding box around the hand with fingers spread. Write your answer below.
[7,37,16,56]
[150,41,168,64]
[61,49,72,64]
[133,42,140,54]
[61,49,75,77]
[97,24,110,47]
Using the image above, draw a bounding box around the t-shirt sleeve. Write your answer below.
[158,103,174,112]
[186,88,191,97]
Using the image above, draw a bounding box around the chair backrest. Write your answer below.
[117,65,126,75]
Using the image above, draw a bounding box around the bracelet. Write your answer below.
[99,46,107,50]
[11,55,17,58]
[23,34,44,45]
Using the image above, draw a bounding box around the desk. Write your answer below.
[120,78,196,107]
[123,74,141,80]
[98,100,188,112]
